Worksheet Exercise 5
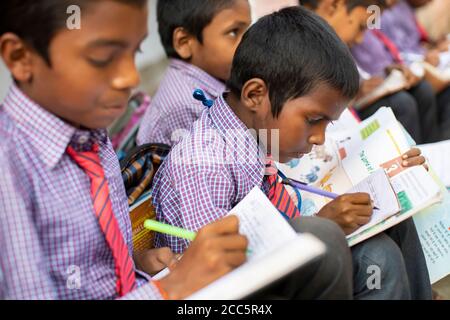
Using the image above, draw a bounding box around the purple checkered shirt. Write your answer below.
[380,0,425,55]
[0,85,162,300]
[137,58,226,146]
[351,30,396,77]
[152,94,270,253]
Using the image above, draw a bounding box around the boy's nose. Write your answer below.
[111,57,140,91]
[308,132,326,146]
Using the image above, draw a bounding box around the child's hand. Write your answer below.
[134,248,179,276]
[401,148,428,171]
[425,49,440,67]
[156,216,248,299]
[358,77,384,98]
[317,193,373,235]
[386,64,421,89]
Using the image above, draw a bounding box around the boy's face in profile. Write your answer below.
[13,1,148,129]
[189,0,251,81]
[335,6,370,47]
[256,84,349,163]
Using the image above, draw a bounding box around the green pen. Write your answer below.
[143,219,252,255]
[144,219,197,241]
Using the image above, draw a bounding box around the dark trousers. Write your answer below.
[352,218,432,300]
[251,217,353,300]
[437,86,450,139]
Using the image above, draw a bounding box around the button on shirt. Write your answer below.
[152,94,271,253]
[137,58,226,146]
[0,85,162,300]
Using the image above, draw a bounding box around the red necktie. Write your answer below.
[264,158,301,220]
[371,30,404,64]
[414,18,429,43]
[67,144,136,297]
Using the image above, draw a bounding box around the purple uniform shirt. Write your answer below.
[151,94,271,253]
[0,85,162,300]
[137,58,226,146]
[351,30,396,76]
[381,0,425,55]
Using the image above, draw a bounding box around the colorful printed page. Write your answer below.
[413,171,450,284]
[331,107,411,185]
[278,107,411,215]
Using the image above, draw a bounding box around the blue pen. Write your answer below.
[282,177,339,199]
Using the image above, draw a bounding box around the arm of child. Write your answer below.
[155,166,235,253]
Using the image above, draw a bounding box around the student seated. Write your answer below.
[137,0,251,146]
[0,0,353,300]
[152,6,432,299]
[304,0,441,143]
[380,0,450,139]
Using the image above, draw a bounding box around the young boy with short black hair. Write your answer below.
[152,6,432,299]
[0,0,254,300]
[137,0,251,146]
[0,0,355,301]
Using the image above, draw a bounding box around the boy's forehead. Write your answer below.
[293,85,350,119]
[66,0,148,46]
[210,0,251,25]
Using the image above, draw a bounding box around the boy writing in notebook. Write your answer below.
[0,0,249,300]
[137,0,251,146]
[350,0,450,141]
[152,6,432,299]
[303,0,441,144]
[0,0,354,300]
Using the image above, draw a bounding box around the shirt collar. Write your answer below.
[170,58,226,99]
[208,94,266,180]
[2,84,107,169]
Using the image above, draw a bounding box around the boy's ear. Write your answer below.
[172,27,195,60]
[0,33,34,83]
[240,78,269,112]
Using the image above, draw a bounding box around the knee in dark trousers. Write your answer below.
[408,80,441,142]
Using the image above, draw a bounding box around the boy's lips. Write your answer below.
[105,102,127,112]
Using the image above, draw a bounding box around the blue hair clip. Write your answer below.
[193,89,214,108]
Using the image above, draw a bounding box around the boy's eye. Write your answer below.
[88,56,114,68]
[227,29,239,38]
[306,117,324,125]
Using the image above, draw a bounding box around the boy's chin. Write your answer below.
[277,152,306,164]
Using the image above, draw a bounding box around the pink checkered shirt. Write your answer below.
[137,58,226,146]
[152,94,269,253]
[0,85,162,300]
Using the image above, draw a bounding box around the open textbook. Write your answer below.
[277,107,443,247]
[413,171,450,284]
[151,187,325,299]
[419,139,450,188]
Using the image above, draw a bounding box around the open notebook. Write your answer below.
[153,187,326,300]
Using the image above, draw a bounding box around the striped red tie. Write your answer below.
[265,158,301,220]
[371,30,404,64]
[67,144,136,297]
